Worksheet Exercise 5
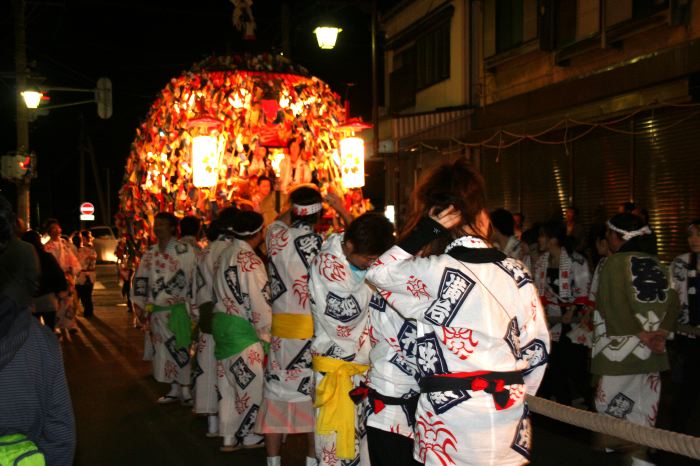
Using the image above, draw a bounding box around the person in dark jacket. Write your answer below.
[21,230,68,330]
[0,294,76,465]
[0,195,39,308]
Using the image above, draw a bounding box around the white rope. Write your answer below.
[526,395,700,459]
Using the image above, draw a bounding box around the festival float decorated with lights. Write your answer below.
[116,53,369,256]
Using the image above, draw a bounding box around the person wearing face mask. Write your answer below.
[669,219,700,434]
[308,212,395,466]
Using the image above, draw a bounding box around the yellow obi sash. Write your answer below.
[312,355,369,460]
[271,313,314,339]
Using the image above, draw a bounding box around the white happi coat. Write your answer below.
[212,239,272,439]
[45,237,81,330]
[131,239,197,384]
[263,220,322,404]
[75,246,97,285]
[670,252,699,334]
[192,236,234,414]
[366,292,420,439]
[534,250,591,342]
[367,236,550,466]
[308,233,372,466]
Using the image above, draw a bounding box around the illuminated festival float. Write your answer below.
[116,53,369,256]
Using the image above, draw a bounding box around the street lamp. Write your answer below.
[20,90,42,109]
[314,26,342,49]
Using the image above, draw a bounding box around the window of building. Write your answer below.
[487,0,538,56]
[416,21,451,90]
[389,47,416,112]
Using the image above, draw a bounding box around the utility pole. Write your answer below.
[14,0,31,227]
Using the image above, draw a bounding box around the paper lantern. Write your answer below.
[314,27,342,50]
[191,135,221,188]
[339,136,365,189]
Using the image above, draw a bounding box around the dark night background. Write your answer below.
[0,0,396,232]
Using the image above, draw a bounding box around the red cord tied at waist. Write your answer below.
[349,383,419,427]
[419,370,524,410]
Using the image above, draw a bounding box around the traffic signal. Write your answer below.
[1,154,35,180]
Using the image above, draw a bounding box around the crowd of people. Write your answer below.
[1,155,698,466]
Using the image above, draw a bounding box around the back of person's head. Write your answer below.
[402,158,486,254]
[43,218,60,233]
[290,186,323,225]
[540,221,573,254]
[344,213,395,256]
[216,206,239,237]
[155,212,178,233]
[232,210,264,240]
[608,212,657,255]
[490,208,515,237]
[521,223,541,247]
[71,234,81,248]
[0,195,15,248]
[179,215,202,238]
[21,230,43,254]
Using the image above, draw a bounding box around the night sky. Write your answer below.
[1,0,395,232]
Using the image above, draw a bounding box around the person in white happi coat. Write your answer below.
[668,219,700,434]
[211,210,271,451]
[490,208,525,261]
[366,158,550,466]
[131,212,198,404]
[533,221,591,407]
[191,207,238,438]
[591,213,678,466]
[365,292,421,466]
[43,219,81,332]
[308,212,394,466]
[256,186,324,466]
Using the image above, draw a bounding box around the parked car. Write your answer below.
[90,225,118,263]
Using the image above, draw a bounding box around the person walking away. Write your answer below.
[211,211,271,451]
[366,158,550,466]
[131,212,198,405]
[0,195,38,309]
[592,213,678,466]
[75,230,97,318]
[255,186,324,466]
[308,212,394,466]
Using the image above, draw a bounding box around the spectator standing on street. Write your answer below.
[592,213,678,466]
[0,195,39,309]
[0,201,75,465]
[179,215,203,250]
[534,222,591,407]
[669,219,700,434]
[75,230,97,319]
[43,219,81,333]
[491,208,525,261]
[21,230,68,330]
[131,212,198,405]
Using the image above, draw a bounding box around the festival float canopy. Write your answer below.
[117,53,365,253]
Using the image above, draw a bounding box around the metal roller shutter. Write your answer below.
[520,140,572,226]
[633,107,700,263]
[481,146,521,214]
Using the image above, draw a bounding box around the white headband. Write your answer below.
[232,224,263,236]
[607,221,652,241]
[292,202,322,216]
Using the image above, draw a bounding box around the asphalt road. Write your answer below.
[58,265,697,466]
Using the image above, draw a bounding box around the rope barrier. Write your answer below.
[526,395,700,460]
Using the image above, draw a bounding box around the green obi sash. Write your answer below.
[152,302,191,349]
[212,313,268,360]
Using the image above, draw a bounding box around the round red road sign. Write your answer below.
[80,202,95,215]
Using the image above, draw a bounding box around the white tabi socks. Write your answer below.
[266,456,281,466]
[305,456,318,466]
[206,415,218,437]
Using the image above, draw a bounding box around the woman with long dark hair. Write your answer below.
[366,158,550,466]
